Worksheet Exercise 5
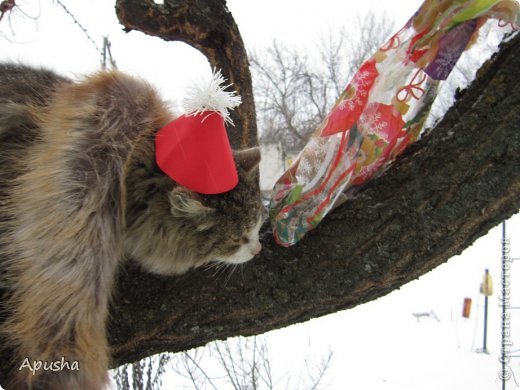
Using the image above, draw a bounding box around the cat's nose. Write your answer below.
[253,242,262,256]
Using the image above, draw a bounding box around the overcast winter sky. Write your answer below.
[1,1,519,389]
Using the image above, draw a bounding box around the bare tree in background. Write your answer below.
[251,11,394,152]
[169,336,333,390]
[112,336,332,390]
[113,354,173,390]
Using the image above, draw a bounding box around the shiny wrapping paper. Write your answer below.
[270,0,520,246]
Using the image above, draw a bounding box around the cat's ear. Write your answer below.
[169,187,216,231]
[234,147,261,174]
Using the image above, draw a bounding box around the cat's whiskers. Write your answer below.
[223,264,239,286]
[205,261,229,278]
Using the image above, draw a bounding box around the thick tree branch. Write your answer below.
[115,0,257,148]
[107,34,520,367]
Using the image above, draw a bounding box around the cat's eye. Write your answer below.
[228,244,240,252]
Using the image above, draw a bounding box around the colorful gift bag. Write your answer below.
[269,0,520,247]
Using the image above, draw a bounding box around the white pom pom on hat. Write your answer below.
[182,69,242,125]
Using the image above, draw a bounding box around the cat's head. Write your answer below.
[169,147,264,265]
[126,147,264,275]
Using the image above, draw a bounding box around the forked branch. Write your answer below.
[115,0,257,148]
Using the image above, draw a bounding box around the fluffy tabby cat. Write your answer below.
[0,63,263,389]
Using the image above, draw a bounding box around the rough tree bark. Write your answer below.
[107,0,520,367]
[0,1,518,383]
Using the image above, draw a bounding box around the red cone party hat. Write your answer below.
[155,70,242,194]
